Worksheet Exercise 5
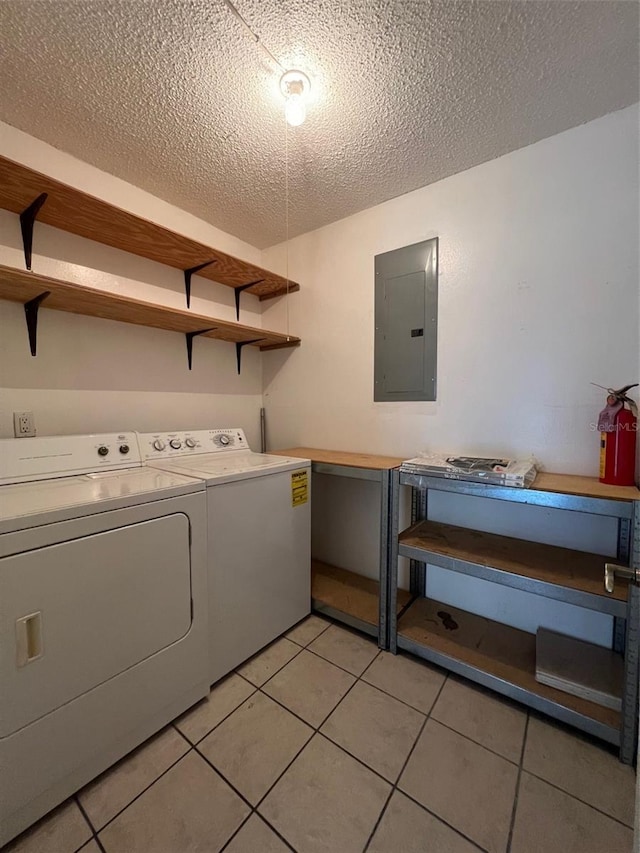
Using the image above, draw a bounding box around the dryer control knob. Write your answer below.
[219,434,230,446]
[170,439,182,449]
[97,445,109,456]
[119,444,130,454]
[185,438,197,448]
[153,439,166,451]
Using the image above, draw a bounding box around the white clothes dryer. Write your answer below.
[139,428,311,684]
[0,432,209,846]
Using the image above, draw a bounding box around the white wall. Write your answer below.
[0,122,284,446]
[262,105,639,643]
[262,105,639,473]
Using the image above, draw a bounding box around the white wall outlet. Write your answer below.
[13,411,36,437]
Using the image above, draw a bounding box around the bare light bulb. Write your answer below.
[284,93,306,127]
[280,69,310,127]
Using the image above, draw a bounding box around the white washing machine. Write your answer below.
[0,432,209,846]
[139,428,311,684]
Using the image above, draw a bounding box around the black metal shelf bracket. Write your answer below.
[20,193,48,271]
[183,260,217,309]
[234,279,264,320]
[24,291,51,356]
[235,338,265,375]
[185,328,216,370]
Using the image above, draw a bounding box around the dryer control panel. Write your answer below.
[138,429,249,460]
[0,432,141,485]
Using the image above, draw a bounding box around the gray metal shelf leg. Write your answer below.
[620,502,640,764]
[378,469,391,651]
[387,469,401,654]
[620,584,640,764]
[409,486,427,595]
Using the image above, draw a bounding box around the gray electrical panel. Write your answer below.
[374,237,438,402]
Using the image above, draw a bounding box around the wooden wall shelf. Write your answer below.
[0,155,299,303]
[0,265,299,371]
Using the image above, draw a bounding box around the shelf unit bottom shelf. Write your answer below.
[312,560,411,637]
[397,597,621,744]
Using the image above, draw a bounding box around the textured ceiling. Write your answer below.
[0,1,638,249]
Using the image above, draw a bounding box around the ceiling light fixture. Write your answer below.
[280,70,311,127]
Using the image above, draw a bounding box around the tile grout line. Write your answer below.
[72,621,330,851]
[521,769,637,831]
[217,619,350,851]
[9,619,502,852]
[361,683,438,853]
[289,636,526,772]
[82,734,197,838]
[249,635,491,851]
[360,672,490,853]
[211,619,340,851]
[234,615,334,691]
[175,616,332,749]
[189,741,307,852]
[428,715,523,768]
[392,788,489,853]
[214,636,525,785]
[176,681,259,747]
[236,642,307,690]
[507,709,635,834]
[216,812,254,853]
[69,617,629,853]
[217,801,297,853]
[226,631,385,847]
[191,741,258,812]
[73,795,106,853]
[506,713,530,853]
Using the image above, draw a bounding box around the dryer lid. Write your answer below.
[0,467,203,524]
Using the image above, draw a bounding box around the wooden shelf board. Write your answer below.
[532,472,639,503]
[0,155,299,301]
[276,448,405,471]
[398,597,620,730]
[0,265,300,350]
[400,519,625,603]
[312,560,410,626]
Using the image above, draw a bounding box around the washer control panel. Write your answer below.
[138,429,249,460]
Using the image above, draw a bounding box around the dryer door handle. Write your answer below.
[16,611,43,667]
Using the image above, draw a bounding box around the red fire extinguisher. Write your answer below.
[597,383,638,486]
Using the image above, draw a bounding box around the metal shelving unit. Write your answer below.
[272,448,405,647]
[386,470,640,763]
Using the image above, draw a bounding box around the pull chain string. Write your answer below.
[285,109,290,341]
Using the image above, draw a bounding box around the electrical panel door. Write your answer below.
[374,238,438,402]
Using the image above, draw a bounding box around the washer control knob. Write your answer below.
[170,439,182,450]
[219,434,230,446]
[153,439,166,451]
[97,445,109,456]
[185,438,197,448]
[119,444,130,454]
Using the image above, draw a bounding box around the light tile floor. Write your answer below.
[4,616,636,853]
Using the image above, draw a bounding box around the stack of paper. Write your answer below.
[401,454,537,488]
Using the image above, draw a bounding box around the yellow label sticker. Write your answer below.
[291,470,308,507]
[599,434,607,479]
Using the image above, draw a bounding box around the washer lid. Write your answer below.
[0,467,203,524]
[146,451,310,484]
